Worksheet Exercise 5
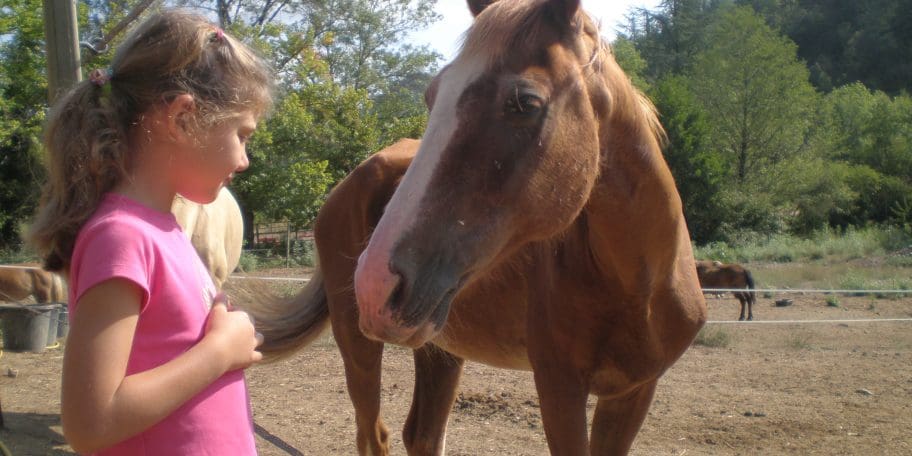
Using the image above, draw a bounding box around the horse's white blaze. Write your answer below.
[355,54,488,315]
[377,54,485,248]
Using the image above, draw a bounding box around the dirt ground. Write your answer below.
[2,267,911,455]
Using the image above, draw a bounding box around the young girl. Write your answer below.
[29,10,273,455]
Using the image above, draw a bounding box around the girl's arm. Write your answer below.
[61,278,262,454]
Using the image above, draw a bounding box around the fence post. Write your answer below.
[285,222,291,268]
[43,0,82,104]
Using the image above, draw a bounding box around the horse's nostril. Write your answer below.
[386,259,406,311]
[388,281,405,311]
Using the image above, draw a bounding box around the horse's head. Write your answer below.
[355,0,618,346]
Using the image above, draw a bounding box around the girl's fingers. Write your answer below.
[254,331,264,347]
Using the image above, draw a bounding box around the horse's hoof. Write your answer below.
[738,317,745,321]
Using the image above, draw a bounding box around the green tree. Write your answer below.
[611,37,650,91]
[0,0,49,249]
[743,0,912,94]
[176,0,439,142]
[813,83,912,227]
[234,84,378,234]
[620,0,726,80]
[650,75,725,243]
[688,5,817,186]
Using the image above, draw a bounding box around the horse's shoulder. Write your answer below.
[335,140,417,202]
[363,140,418,177]
[316,141,419,243]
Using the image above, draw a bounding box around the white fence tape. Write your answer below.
[707,318,912,324]
[702,287,910,294]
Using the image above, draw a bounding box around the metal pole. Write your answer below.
[43,0,82,105]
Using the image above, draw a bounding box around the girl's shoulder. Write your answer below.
[81,193,180,238]
[74,194,185,269]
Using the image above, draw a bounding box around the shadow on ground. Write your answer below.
[0,411,73,455]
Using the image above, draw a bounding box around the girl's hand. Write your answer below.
[204,293,264,371]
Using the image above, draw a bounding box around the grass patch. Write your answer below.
[750,263,912,297]
[694,226,911,264]
[825,295,839,307]
[694,327,732,348]
[0,247,38,264]
[785,333,813,350]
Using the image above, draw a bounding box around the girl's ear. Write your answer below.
[165,94,196,140]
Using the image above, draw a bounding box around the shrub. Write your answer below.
[237,251,259,272]
[694,327,731,348]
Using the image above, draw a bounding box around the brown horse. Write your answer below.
[0,265,66,304]
[695,260,757,321]
[171,187,244,290]
[251,1,706,454]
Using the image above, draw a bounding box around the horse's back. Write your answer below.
[0,267,32,301]
[695,260,748,288]
[171,188,243,288]
[0,265,65,303]
[315,139,419,293]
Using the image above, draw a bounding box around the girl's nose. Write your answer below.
[237,152,250,172]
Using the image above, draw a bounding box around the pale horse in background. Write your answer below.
[171,187,244,290]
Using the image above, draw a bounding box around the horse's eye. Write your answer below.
[505,92,544,116]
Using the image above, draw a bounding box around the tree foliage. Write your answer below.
[742,0,912,94]
[687,6,817,186]
[650,75,725,243]
[0,0,50,248]
[3,0,910,252]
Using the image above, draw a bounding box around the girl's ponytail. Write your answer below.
[30,74,131,271]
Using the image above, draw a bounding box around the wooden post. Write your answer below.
[43,0,82,104]
[285,222,291,268]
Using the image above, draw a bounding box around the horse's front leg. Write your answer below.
[330,302,390,456]
[531,363,590,455]
[402,346,465,456]
[737,294,747,321]
[589,380,658,455]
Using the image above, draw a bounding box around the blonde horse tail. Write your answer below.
[51,273,65,303]
[244,265,329,362]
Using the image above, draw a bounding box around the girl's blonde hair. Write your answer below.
[30,10,273,272]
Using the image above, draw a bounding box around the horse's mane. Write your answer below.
[460,0,665,152]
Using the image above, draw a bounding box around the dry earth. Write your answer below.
[2,267,911,455]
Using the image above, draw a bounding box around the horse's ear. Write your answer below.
[546,0,581,25]
[467,0,497,17]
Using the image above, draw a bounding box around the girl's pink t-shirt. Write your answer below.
[69,193,256,455]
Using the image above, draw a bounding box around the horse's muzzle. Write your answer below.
[354,248,459,347]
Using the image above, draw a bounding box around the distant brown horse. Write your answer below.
[695,260,757,320]
[0,265,65,304]
[250,1,706,454]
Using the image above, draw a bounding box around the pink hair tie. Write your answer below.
[211,27,225,42]
[88,68,112,86]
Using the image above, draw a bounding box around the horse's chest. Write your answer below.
[432,289,532,370]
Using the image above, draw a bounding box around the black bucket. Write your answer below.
[0,304,57,353]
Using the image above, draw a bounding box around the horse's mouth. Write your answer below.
[358,279,461,348]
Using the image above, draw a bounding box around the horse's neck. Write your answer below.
[582,123,689,294]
